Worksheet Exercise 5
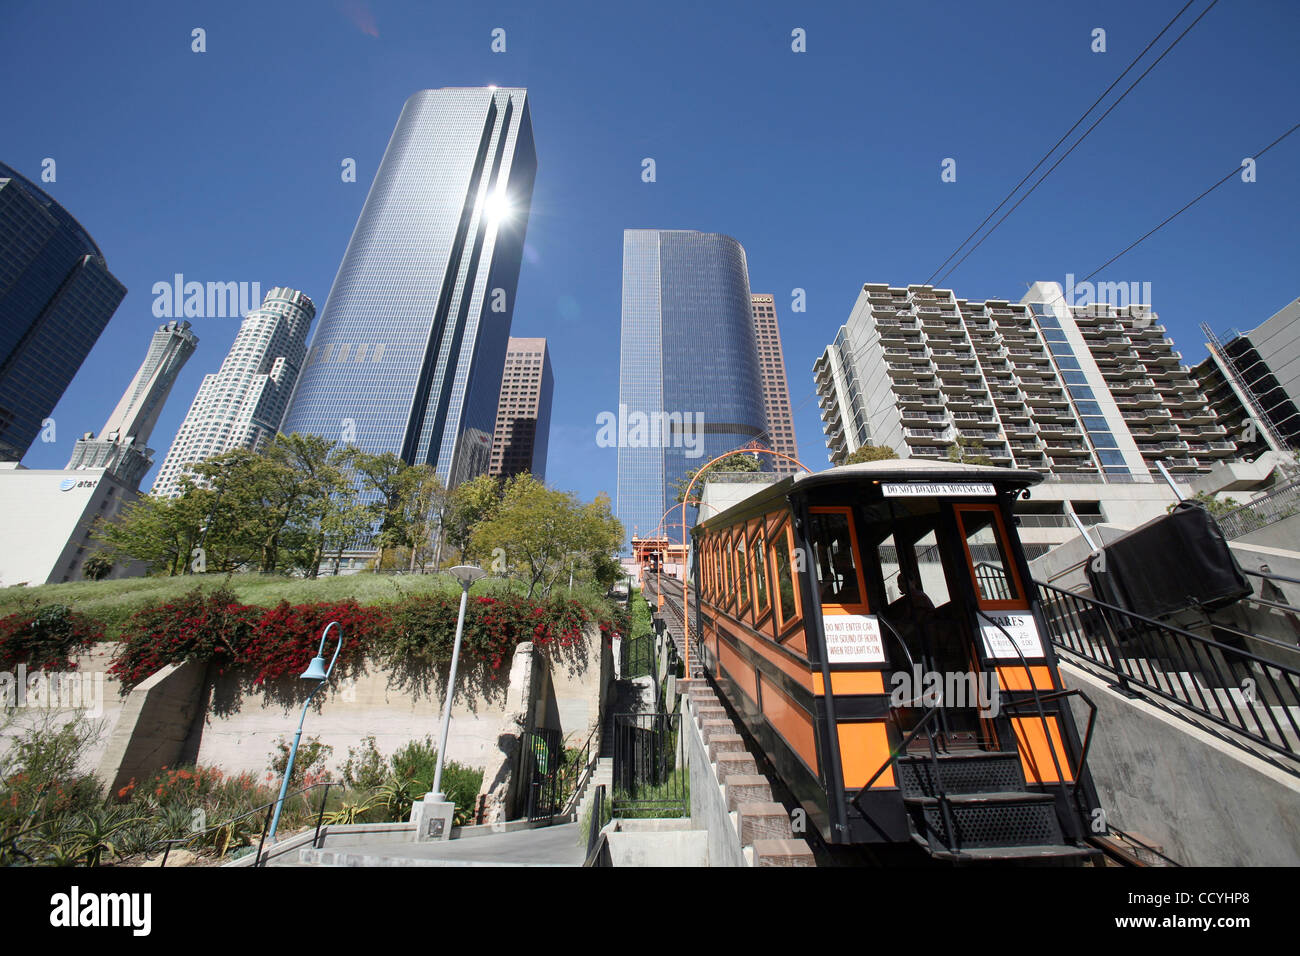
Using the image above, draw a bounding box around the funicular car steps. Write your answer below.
[897,750,1099,863]
[683,679,815,867]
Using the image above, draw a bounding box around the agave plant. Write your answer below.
[68,806,150,867]
[321,794,379,827]
[377,776,425,822]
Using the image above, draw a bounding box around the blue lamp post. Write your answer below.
[266,621,343,847]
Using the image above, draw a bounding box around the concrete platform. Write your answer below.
[296,822,586,867]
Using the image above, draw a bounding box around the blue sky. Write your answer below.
[5,0,1298,506]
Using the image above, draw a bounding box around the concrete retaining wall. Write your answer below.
[685,696,748,867]
[0,642,127,777]
[3,623,608,808]
[1063,661,1300,866]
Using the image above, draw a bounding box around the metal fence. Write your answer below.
[1216,480,1300,540]
[621,632,654,679]
[1035,580,1300,762]
[610,713,688,817]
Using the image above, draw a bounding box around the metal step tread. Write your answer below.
[898,750,1021,762]
[912,835,1099,862]
[905,791,1056,807]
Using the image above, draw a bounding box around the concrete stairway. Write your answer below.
[682,679,816,866]
[572,757,612,824]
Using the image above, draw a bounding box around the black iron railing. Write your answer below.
[583,784,609,866]
[611,712,688,818]
[1036,579,1300,762]
[153,780,336,867]
[519,728,563,823]
[559,723,601,817]
[621,631,654,679]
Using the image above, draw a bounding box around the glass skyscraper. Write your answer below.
[280,88,537,488]
[616,230,768,547]
[0,162,126,462]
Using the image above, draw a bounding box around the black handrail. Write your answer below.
[560,722,602,817]
[1036,579,1300,762]
[853,612,959,854]
[974,610,1068,793]
[583,784,607,865]
[152,780,335,867]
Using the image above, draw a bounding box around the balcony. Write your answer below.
[901,410,950,427]
[887,362,925,379]
[904,427,953,445]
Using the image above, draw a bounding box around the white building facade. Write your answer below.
[813,280,1250,554]
[152,288,313,497]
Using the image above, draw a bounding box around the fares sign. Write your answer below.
[824,614,886,664]
[979,612,1044,659]
[881,482,996,497]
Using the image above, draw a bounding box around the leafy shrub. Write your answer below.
[341,736,388,791]
[243,599,383,685]
[109,585,608,690]
[0,604,103,671]
[108,586,257,687]
[268,736,334,791]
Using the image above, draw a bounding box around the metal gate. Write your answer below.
[519,728,562,823]
[621,633,654,679]
[611,712,687,818]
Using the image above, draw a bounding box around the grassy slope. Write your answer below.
[0,573,616,641]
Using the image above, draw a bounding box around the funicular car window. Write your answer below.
[771,520,801,629]
[751,522,769,616]
[956,505,1024,607]
[808,507,868,612]
[735,529,750,611]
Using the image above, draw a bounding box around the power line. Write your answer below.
[785,118,1300,447]
[935,0,1221,286]
[924,0,1199,285]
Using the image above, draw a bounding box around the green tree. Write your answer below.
[672,452,760,503]
[1172,491,1240,516]
[469,475,622,598]
[95,490,210,576]
[349,451,411,570]
[947,436,994,467]
[443,473,502,564]
[843,444,899,465]
[80,552,114,581]
[400,464,446,572]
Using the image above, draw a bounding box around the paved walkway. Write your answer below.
[295,823,586,867]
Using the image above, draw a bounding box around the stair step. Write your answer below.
[912,795,1063,849]
[911,835,1098,863]
[898,751,1027,797]
[905,791,1056,808]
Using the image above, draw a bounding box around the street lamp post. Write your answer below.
[265,621,344,850]
[430,564,487,802]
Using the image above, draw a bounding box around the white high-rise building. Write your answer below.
[152,287,314,497]
[813,280,1249,555]
[67,320,198,491]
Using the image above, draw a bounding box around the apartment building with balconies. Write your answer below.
[813,280,1255,554]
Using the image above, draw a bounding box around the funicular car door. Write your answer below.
[850,493,1001,752]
